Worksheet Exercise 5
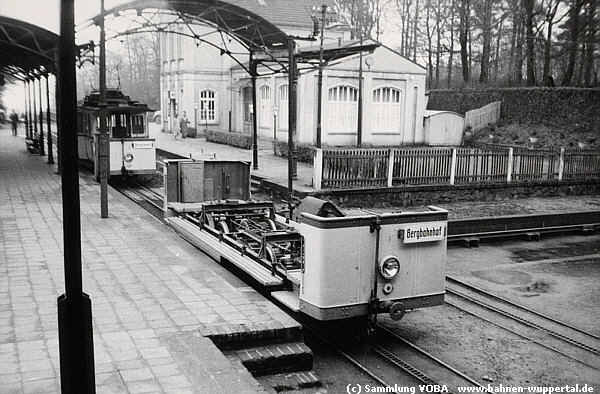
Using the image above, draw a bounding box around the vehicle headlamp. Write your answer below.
[124,153,134,162]
[379,256,400,279]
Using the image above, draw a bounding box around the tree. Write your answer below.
[336,0,391,39]
[541,0,563,85]
[562,0,584,85]
[479,0,494,83]
[524,0,536,86]
[458,0,471,83]
[583,0,598,86]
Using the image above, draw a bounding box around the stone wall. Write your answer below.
[427,88,600,134]
[314,179,600,208]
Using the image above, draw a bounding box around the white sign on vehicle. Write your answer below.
[132,142,154,149]
[399,221,447,243]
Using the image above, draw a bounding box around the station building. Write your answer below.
[159,0,427,147]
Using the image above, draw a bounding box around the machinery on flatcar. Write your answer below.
[77,89,156,177]
[165,159,448,322]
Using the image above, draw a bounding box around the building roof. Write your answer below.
[230,0,338,31]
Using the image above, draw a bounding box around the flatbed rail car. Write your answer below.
[77,89,156,177]
[164,159,449,322]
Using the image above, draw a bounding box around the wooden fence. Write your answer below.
[313,146,600,190]
[464,101,501,132]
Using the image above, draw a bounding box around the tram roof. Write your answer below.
[80,89,150,114]
[0,16,58,78]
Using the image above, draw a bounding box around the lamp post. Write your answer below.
[272,106,278,141]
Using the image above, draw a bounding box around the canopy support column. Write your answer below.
[27,80,33,139]
[46,74,54,164]
[99,0,109,218]
[287,38,298,220]
[250,54,258,170]
[32,76,38,138]
[38,76,45,156]
[23,81,28,136]
[57,0,96,392]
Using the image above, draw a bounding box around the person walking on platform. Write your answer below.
[180,111,189,139]
[9,110,19,136]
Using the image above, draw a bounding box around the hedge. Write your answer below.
[205,130,252,149]
[272,140,316,164]
[427,88,600,133]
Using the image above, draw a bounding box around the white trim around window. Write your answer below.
[199,89,218,124]
[327,85,358,134]
[258,84,271,128]
[371,86,402,134]
[277,83,288,130]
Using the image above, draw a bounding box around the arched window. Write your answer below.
[199,89,217,123]
[372,87,402,132]
[327,85,358,133]
[259,85,271,128]
[278,84,288,130]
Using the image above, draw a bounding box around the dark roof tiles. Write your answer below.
[230,0,338,30]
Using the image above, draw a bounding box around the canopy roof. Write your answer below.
[0,16,58,78]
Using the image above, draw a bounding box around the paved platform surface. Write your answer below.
[0,124,301,393]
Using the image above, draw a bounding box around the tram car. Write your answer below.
[77,89,156,177]
[165,159,448,321]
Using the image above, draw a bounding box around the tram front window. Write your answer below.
[131,115,145,135]
[111,113,128,138]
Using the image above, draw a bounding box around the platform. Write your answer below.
[0,124,301,393]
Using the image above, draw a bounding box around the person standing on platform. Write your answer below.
[173,113,181,139]
[9,110,19,136]
[179,111,189,139]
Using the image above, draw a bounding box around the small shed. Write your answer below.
[423,110,464,146]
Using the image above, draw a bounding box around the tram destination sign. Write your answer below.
[398,221,447,244]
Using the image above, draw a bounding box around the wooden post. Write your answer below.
[558,148,565,180]
[507,147,514,182]
[449,148,457,185]
[313,148,323,190]
[387,149,395,187]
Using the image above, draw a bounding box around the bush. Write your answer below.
[205,130,252,149]
[272,140,316,164]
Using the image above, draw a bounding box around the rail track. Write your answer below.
[300,320,487,394]
[445,276,600,370]
[111,178,165,218]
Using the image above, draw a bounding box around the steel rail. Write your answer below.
[444,297,598,370]
[446,287,600,357]
[114,180,164,213]
[298,323,398,393]
[446,276,600,341]
[371,345,438,387]
[376,325,488,393]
